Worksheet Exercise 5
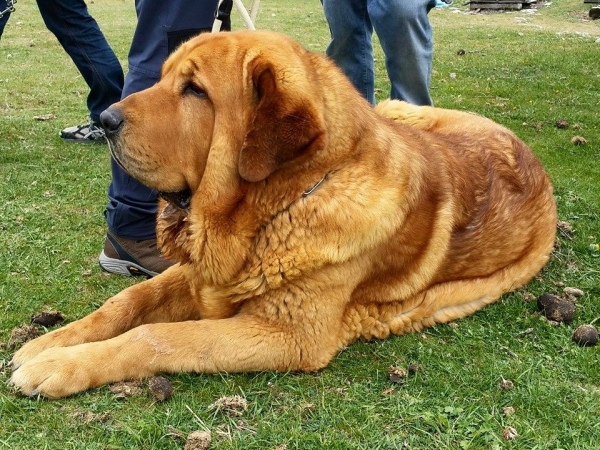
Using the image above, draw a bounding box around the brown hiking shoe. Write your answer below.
[98,231,174,277]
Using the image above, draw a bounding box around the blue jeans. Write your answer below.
[106,0,224,240]
[0,1,123,122]
[322,0,435,106]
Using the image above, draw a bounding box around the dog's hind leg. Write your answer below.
[375,99,493,135]
[11,266,201,368]
[344,243,553,341]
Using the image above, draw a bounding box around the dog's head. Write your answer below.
[101,31,327,209]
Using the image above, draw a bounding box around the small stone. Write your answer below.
[457,49,466,56]
[555,119,569,129]
[148,376,173,401]
[572,325,599,347]
[388,366,408,383]
[184,431,212,450]
[563,287,584,299]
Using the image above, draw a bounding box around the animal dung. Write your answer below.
[184,431,212,450]
[30,310,64,327]
[571,136,587,146]
[388,366,408,383]
[536,293,575,324]
[8,325,41,349]
[503,426,519,441]
[572,325,599,347]
[407,363,423,374]
[555,119,569,129]
[498,377,515,391]
[148,376,174,401]
[109,381,143,399]
[209,395,248,416]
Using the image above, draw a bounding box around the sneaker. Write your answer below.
[60,121,106,143]
[98,231,175,277]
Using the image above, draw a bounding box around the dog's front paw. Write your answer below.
[10,328,73,369]
[9,346,98,399]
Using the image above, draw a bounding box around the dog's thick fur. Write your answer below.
[10,31,556,398]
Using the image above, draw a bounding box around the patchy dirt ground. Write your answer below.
[432,3,600,38]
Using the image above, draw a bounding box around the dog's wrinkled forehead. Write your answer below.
[159,31,302,81]
[160,38,209,79]
[159,34,244,88]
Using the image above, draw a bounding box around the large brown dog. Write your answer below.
[10,30,556,398]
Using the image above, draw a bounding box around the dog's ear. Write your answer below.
[239,58,325,182]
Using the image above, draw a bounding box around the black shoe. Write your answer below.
[60,122,106,143]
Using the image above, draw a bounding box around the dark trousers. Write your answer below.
[0,8,9,37]
[1,1,123,123]
[106,0,225,240]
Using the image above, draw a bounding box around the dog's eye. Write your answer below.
[184,83,207,99]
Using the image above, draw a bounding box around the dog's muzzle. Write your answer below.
[99,105,129,170]
[100,105,192,211]
[100,106,124,136]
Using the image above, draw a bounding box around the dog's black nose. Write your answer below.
[100,106,124,133]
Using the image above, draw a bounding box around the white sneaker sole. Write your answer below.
[98,251,158,277]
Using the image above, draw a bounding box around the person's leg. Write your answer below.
[322,0,375,104]
[35,0,123,125]
[0,9,11,40]
[368,0,435,106]
[101,0,223,277]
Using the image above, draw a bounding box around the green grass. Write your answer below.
[1,0,599,448]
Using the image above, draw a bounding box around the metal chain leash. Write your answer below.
[0,0,16,19]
